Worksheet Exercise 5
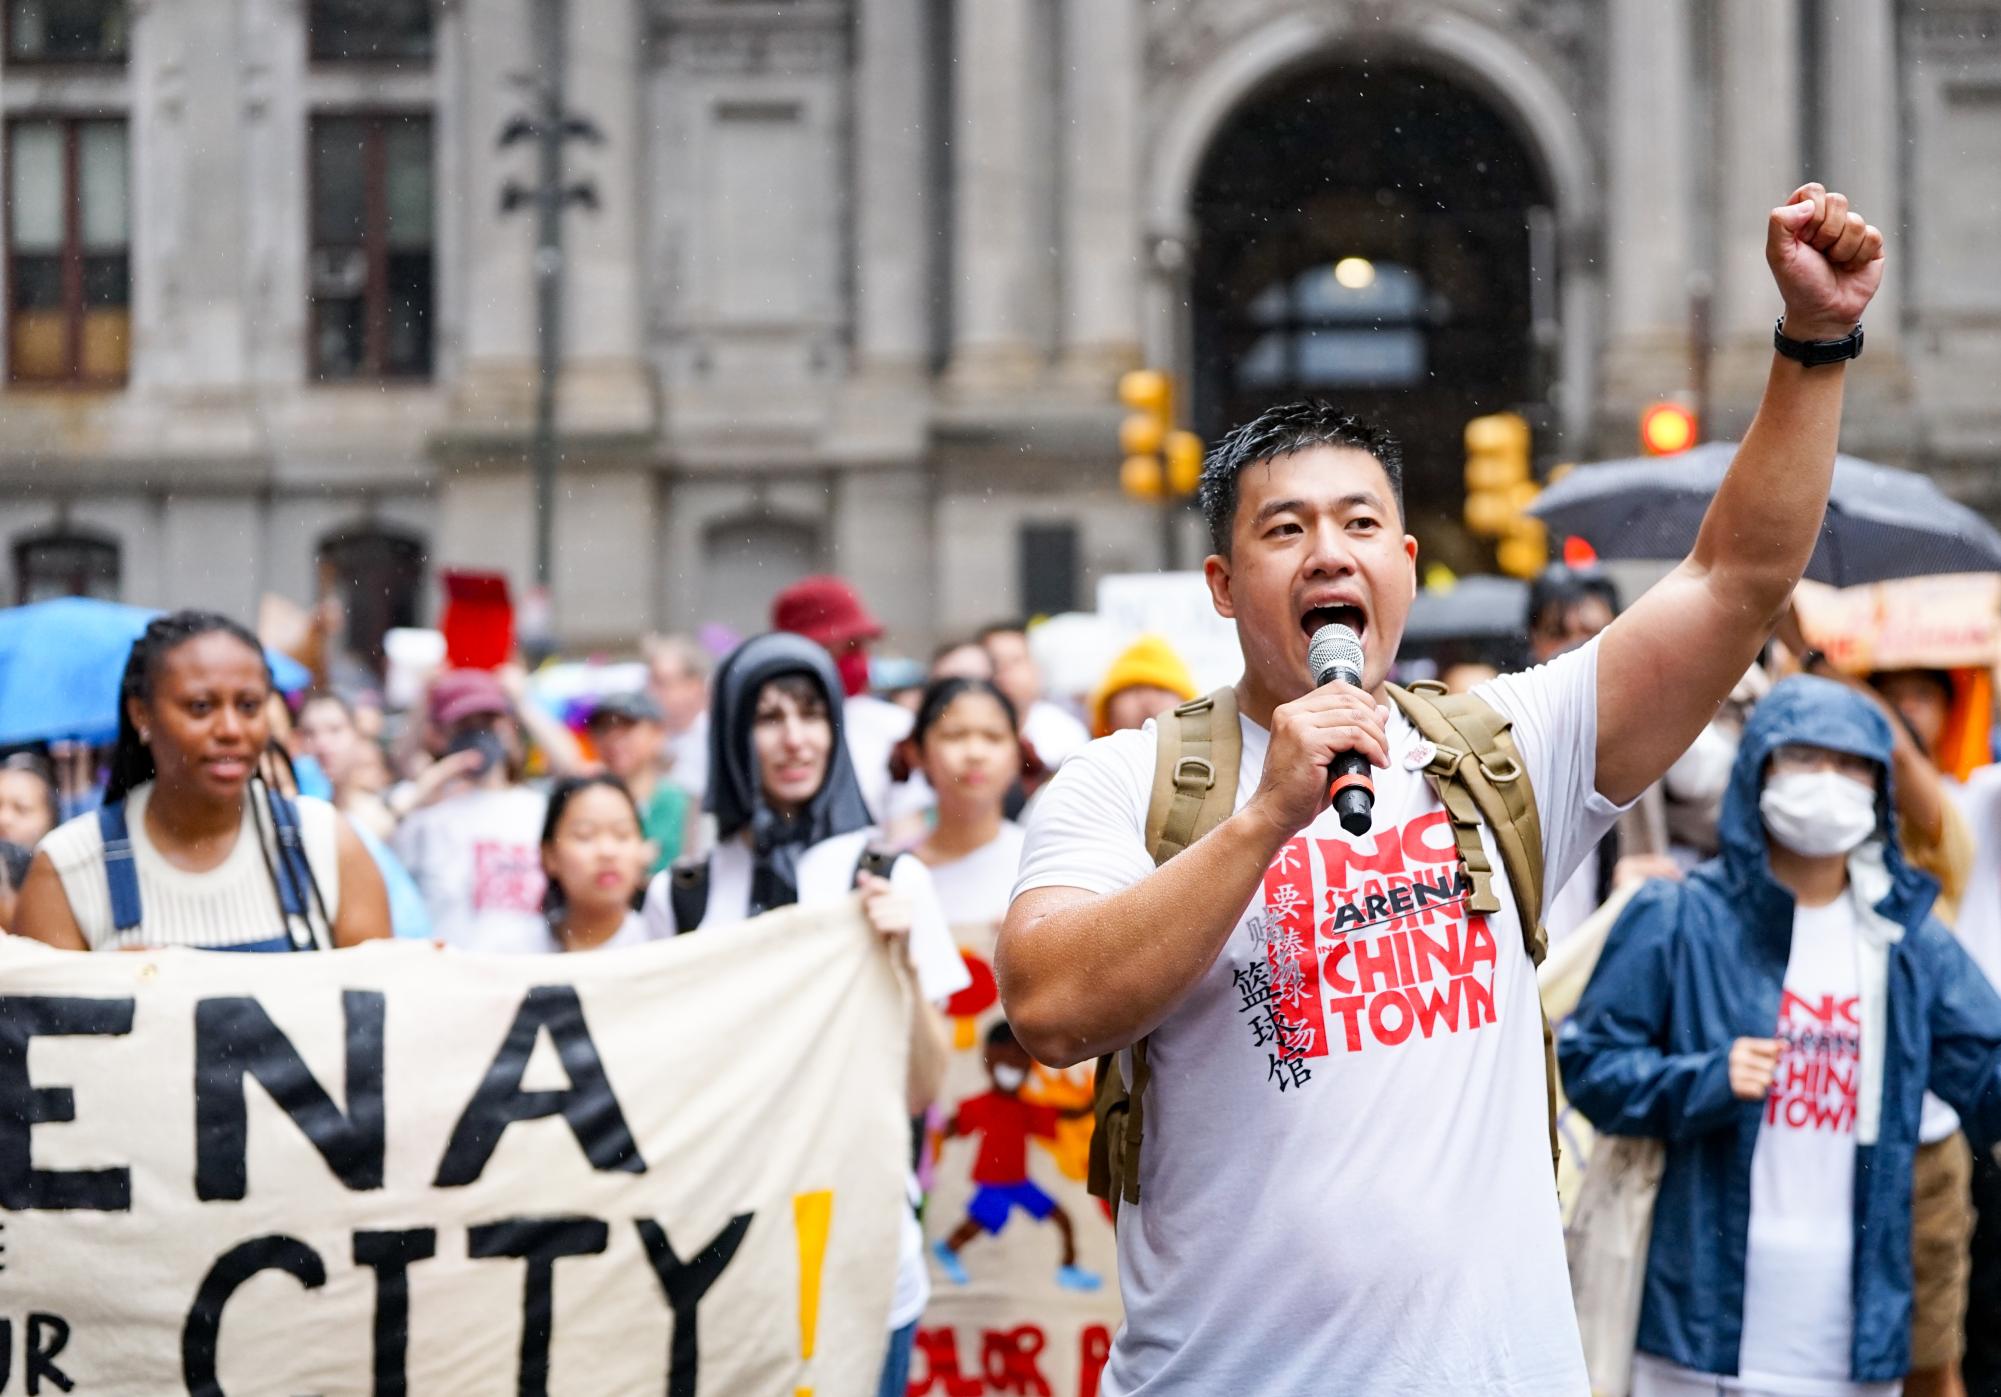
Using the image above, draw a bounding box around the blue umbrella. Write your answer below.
[0,598,314,747]
[1529,443,2001,586]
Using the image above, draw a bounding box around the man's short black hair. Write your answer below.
[1198,401,1404,556]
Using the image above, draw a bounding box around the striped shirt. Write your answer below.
[41,781,342,950]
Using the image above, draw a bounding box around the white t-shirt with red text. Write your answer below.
[392,785,551,954]
[1740,898,1873,1392]
[1013,639,1625,1395]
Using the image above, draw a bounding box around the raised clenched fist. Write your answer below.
[1766,183,1886,342]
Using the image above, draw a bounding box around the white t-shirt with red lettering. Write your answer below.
[1741,897,1874,1391]
[1013,639,1624,1395]
[392,785,551,955]
[1635,897,1891,1397]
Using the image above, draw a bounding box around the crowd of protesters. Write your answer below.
[0,570,1195,1395]
[5,551,2001,1392]
[5,552,2000,1394]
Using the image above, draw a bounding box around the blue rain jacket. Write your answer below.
[1559,675,2001,1382]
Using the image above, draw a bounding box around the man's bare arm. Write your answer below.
[998,683,1391,1067]
[998,808,1291,1068]
[1595,184,1885,805]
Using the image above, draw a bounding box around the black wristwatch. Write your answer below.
[1773,317,1864,366]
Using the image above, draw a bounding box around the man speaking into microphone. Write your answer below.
[997,184,1886,1395]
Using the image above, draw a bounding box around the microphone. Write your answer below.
[1308,623,1374,836]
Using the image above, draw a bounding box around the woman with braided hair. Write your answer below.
[12,610,388,950]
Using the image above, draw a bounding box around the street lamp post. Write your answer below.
[499,0,602,625]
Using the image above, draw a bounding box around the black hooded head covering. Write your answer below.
[706,631,874,915]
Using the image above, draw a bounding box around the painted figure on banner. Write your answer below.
[933,1021,1100,1293]
[917,923,1122,1397]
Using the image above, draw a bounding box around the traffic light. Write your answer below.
[1119,369,1203,500]
[1462,411,1530,537]
[1165,429,1204,496]
[1640,400,1698,456]
[1462,411,1545,578]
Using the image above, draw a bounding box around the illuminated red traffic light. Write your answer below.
[1640,401,1698,456]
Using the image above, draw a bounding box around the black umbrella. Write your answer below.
[1403,575,1529,646]
[1528,442,2001,586]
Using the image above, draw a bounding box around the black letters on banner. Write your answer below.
[353,1228,437,1397]
[434,986,644,1187]
[193,990,386,1201]
[0,995,135,1211]
[0,1314,76,1395]
[467,1216,609,1397]
[181,1235,327,1397]
[27,1313,73,1395]
[636,1213,754,1397]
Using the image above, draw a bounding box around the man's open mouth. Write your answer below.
[1300,603,1366,640]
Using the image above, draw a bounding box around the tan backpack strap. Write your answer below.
[1144,687,1240,863]
[1120,1038,1150,1204]
[1388,682,1547,965]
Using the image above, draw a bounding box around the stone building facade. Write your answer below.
[0,0,1996,666]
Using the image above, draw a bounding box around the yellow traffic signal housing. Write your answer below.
[1121,413,1166,458]
[1121,453,1164,499]
[1119,369,1173,459]
[1164,430,1204,496]
[1462,410,1534,541]
[1119,368,1171,417]
[1496,518,1548,579]
[1118,369,1203,500]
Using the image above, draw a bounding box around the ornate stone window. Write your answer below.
[309,113,434,380]
[5,117,130,385]
[309,0,434,65]
[13,527,119,603]
[5,0,126,64]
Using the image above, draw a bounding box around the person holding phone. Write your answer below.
[391,669,551,953]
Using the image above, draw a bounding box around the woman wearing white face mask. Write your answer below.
[1561,676,2001,1397]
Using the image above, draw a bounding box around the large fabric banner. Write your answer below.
[0,901,908,1396]
[916,921,1123,1397]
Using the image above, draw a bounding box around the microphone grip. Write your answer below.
[1328,750,1374,836]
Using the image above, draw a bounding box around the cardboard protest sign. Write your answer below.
[917,922,1122,1397]
[0,900,907,1395]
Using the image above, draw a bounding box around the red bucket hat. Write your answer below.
[771,576,884,650]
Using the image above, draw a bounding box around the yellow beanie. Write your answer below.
[1091,634,1198,736]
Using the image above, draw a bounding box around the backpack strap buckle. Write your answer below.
[1424,742,1468,778]
[1172,755,1216,793]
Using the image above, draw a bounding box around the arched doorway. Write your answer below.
[1189,61,1554,559]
